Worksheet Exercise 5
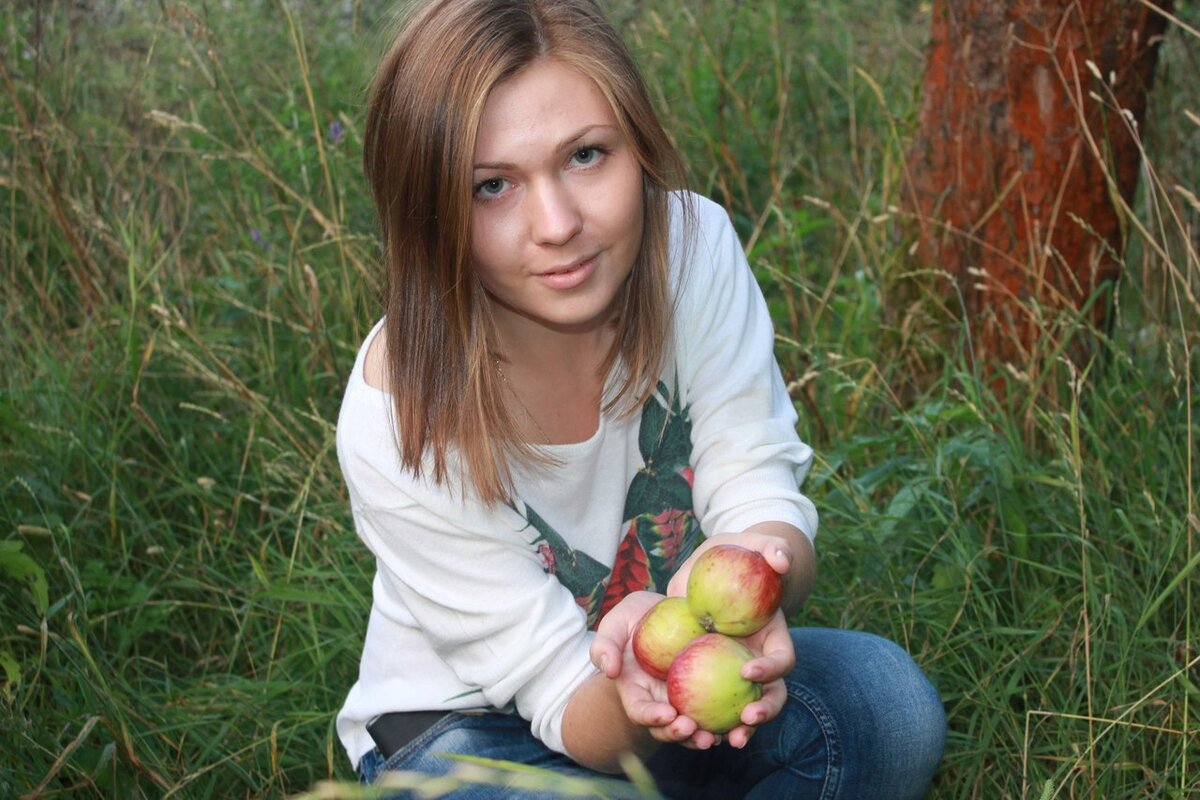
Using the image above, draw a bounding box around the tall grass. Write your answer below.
[1,1,1196,797]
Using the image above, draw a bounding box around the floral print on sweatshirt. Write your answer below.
[513,381,705,630]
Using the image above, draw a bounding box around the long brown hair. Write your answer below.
[363,0,687,504]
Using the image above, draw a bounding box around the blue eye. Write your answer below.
[572,146,604,166]
[474,177,508,198]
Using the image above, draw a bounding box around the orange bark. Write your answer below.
[903,0,1171,367]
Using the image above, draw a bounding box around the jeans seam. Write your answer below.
[784,681,842,799]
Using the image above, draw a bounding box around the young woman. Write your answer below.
[335,0,946,796]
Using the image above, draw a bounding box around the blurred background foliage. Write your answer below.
[1,0,1197,797]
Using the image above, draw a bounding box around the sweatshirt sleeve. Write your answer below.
[336,378,596,755]
[673,193,819,541]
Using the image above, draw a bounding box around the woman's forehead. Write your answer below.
[473,60,620,164]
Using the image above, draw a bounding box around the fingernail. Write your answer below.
[599,654,610,673]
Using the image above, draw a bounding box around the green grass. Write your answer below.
[2,1,1197,797]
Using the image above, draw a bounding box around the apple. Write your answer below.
[666,633,762,733]
[685,544,782,637]
[632,596,708,680]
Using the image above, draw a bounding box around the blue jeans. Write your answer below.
[358,628,946,799]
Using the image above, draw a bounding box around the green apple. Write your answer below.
[666,633,762,733]
[632,596,708,680]
[686,544,782,637]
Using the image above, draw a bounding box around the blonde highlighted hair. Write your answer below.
[363,0,688,503]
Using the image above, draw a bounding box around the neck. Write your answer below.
[490,316,616,446]
[490,307,618,382]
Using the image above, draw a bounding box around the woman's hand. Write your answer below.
[717,606,794,748]
[590,591,726,749]
[666,530,790,599]
[590,589,795,749]
[658,524,812,747]
[667,525,815,615]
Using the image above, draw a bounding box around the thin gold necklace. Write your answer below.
[494,359,551,444]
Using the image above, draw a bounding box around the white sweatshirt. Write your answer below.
[334,192,817,767]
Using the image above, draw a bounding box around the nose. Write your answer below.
[528,178,582,246]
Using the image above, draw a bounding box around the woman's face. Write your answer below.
[469,58,645,341]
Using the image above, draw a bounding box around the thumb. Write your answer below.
[589,634,624,678]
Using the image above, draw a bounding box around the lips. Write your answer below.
[541,253,596,276]
[536,253,598,290]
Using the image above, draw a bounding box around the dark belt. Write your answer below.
[367,711,449,759]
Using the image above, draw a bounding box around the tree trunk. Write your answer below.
[901,0,1172,372]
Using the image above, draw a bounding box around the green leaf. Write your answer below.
[0,540,48,615]
[878,484,922,541]
[637,392,669,463]
[1136,545,1200,632]
[621,470,694,523]
[518,503,609,597]
[0,649,21,698]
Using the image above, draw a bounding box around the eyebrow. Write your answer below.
[471,124,620,171]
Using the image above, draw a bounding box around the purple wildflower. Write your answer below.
[328,119,345,146]
[250,228,270,249]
